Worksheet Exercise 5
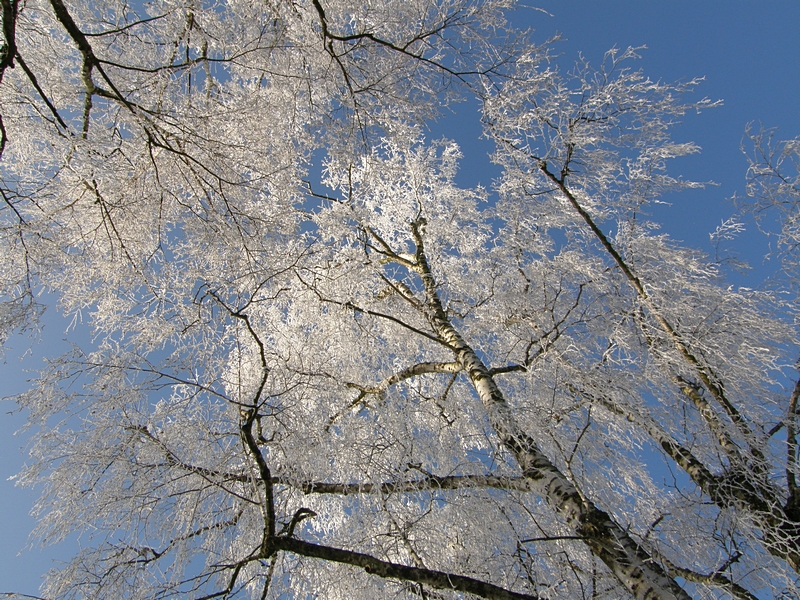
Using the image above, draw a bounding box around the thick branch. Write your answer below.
[787,378,800,505]
[348,361,461,397]
[658,552,758,600]
[276,473,532,495]
[15,53,69,130]
[275,537,540,600]
[207,293,277,545]
[48,0,135,113]
[0,0,17,76]
[0,0,17,158]
[241,409,276,543]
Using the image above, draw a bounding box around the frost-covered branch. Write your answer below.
[538,162,753,446]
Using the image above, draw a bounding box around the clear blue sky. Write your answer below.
[2,1,799,596]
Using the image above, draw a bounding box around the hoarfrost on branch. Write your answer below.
[1,1,799,598]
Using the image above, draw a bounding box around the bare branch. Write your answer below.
[275,537,540,600]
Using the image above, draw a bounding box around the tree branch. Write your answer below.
[349,361,461,396]
[786,378,800,508]
[275,536,540,600]
[275,473,532,496]
[657,551,758,600]
[14,53,69,130]
[538,162,757,459]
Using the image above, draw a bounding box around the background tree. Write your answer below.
[738,126,800,301]
[1,1,798,598]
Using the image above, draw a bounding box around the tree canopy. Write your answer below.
[1,0,799,598]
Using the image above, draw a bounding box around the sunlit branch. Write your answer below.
[194,551,259,600]
[656,551,758,600]
[365,225,417,268]
[327,360,462,426]
[489,364,526,376]
[279,507,317,538]
[379,494,430,570]
[138,465,553,498]
[378,274,425,311]
[348,361,462,397]
[84,178,139,267]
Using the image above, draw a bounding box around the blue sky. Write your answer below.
[2,1,799,596]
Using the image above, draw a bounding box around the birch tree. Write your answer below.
[1,1,798,599]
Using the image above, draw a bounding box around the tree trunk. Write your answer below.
[409,221,690,600]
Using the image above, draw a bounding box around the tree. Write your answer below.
[738,125,800,301]
[1,1,798,598]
